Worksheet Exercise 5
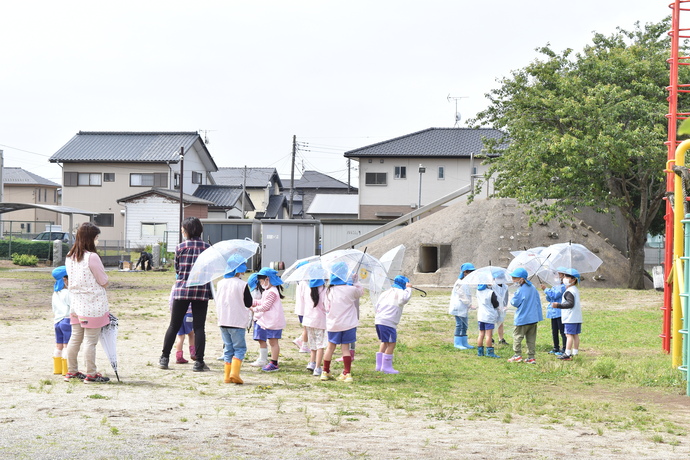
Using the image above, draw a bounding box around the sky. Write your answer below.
[0,1,670,187]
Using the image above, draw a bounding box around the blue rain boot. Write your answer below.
[477,346,485,357]
[460,336,474,349]
[486,347,500,358]
[454,336,468,350]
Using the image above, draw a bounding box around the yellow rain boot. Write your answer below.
[224,362,232,383]
[228,357,244,384]
[53,357,62,375]
[61,358,68,375]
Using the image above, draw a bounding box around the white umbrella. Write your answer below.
[379,244,406,279]
[282,255,323,282]
[320,249,391,298]
[541,242,603,274]
[100,313,120,382]
[507,250,549,278]
[186,239,259,287]
[460,266,511,286]
[284,260,329,283]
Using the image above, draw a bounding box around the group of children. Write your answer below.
[449,263,583,364]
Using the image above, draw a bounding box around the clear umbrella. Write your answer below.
[186,239,259,286]
[459,266,511,286]
[379,244,405,279]
[507,250,549,279]
[282,255,322,282]
[284,260,329,283]
[99,313,120,382]
[541,242,603,274]
[320,249,391,298]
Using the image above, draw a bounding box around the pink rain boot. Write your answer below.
[336,349,355,362]
[176,350,188,364]
[190,346,197,361]
[381,354,399,374]
[375,352,383,372]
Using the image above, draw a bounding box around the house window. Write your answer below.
[64,172,101,187]
[365,172,387,185]
[394,166,407,179]
[142,223,167,237]
[438,166,445,180]
[130,173,168,187]
[104,173,115,182]
[93,213,114,227]
[174,173,180,190]
[192,171,203,184]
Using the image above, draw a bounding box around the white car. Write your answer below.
[32,231,75,245]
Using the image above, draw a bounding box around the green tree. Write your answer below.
[469,18,684,289]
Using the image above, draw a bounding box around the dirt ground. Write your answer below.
[1,266,689,459]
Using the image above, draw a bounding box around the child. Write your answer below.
[51,266,71,375]
[540,268,567,355]
[494,281,510,346]
[476,280,501,359]
[247,273,269,367]
[321,262,363,382]
[552,268,582,361]
[374,275,412,374]
[250,268,286,372]
[449,262,475,350]
[302,278,328,376]
[215,256,253,383]
[169,286,195,364]
[293,278,311,353]
[507,268,544,364]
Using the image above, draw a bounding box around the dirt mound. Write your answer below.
[360,198,632,288]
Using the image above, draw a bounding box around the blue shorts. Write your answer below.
[376,324,397,343]
[564,323,582,335]
[54,318,72,344]
[177,313,194,336]
[478,321,495,331]
[327,327,357,344]
[254,323,282,340]
[298,315,304,324]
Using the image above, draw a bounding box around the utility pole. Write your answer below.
[178,147,185,244]
[242,165,247,219]
[289,135,296,219]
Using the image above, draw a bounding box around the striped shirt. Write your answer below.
[173,238,212,301]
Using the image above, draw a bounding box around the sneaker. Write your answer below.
[306,361,316,371]
[249,358,268,368]
[337,373,354,383]
[159,355,169,369]
[262,362,279,372]
[548,349,559,354]
[523,358,536,364]
[299,344,311,353]
[64,372,86,382]
[193,361,209,372]
[312,367,323,376]
[498,339,508,345]
[320,371,335,381]
[292,337,303,349]
[558,354,572,361]
[84,373,110,384]
[554,351,564,356]
[216,355,224,361]
[507,355,523,363]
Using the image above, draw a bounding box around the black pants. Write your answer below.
[551,317,566,350]
[162,299,209,362]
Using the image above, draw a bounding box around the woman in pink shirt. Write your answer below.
[64,222,110,384]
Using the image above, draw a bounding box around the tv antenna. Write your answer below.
[198,129,216,144]
[447,94,468,127]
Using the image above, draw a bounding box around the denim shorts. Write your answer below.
[564,323,582,335]
[478,321,495,331]
[327,327,357,344]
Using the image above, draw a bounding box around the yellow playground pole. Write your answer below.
[672,139,690,368]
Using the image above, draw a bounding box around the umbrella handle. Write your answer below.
[412,286,427,297]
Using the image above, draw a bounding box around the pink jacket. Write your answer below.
[251,286,286,331]
[323,283,363,332]
[301,285,326,330]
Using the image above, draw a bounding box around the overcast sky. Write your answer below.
[0,1,669,187]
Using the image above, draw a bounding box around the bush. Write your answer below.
[0,238,70,259]
[11,253,39,266]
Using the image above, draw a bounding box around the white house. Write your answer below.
[344,127,504,219]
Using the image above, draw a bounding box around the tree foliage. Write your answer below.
[468,18,685,289]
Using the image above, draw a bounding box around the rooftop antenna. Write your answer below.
[198,129,216,144]
[447,94,468,127]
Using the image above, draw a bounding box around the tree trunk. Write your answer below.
[626,218,648,290]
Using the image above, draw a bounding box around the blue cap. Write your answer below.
[458,263,475,279]
[309,278,325,288]
[393,275,409,290]
[329,273,347,286]
[329,261,351,284]
[52,266,67,292]
[477,284,488,291]
[247,273,258,291]
[257,267,284,286]
[563,268,581,280]
[509,267,529,279]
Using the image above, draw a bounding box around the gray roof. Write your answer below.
[193,185,255,210]
[116,187,214,205]
[2,167,60,187]
[212,167,283,188]
[344,127,506,158]
[49,132,217,170]
[294,170,356,191]
[261,194,287,219]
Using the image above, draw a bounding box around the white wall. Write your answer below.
[123,195,180,249]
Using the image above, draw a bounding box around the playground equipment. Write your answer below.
[665,1,690,395]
